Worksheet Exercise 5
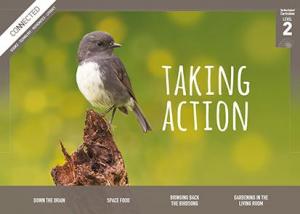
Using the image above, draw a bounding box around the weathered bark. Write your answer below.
[51,109,128,186]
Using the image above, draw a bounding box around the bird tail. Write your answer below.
[132,102,152,132]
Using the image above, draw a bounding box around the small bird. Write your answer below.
[76,31,151,132]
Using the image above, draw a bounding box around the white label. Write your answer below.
[0,0,56,56]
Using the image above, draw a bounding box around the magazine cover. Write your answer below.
[0,0,299,213]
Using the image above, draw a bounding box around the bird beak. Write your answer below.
[112,42,122,48]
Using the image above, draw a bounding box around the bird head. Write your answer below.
[77,31,121,62]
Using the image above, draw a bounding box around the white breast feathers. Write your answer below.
[76,61,112,108]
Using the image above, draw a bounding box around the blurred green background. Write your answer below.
[1,11,299,185]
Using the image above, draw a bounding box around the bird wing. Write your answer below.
[110,56,137,101]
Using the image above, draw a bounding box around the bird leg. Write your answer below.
[110,107,117,124]
[101,105,115,116]
[99,105,117,124]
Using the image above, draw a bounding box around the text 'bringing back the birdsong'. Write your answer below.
[161,65,250,132]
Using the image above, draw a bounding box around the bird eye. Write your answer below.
[97,41,103,46]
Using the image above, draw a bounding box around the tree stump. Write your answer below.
[51,109,128,186]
